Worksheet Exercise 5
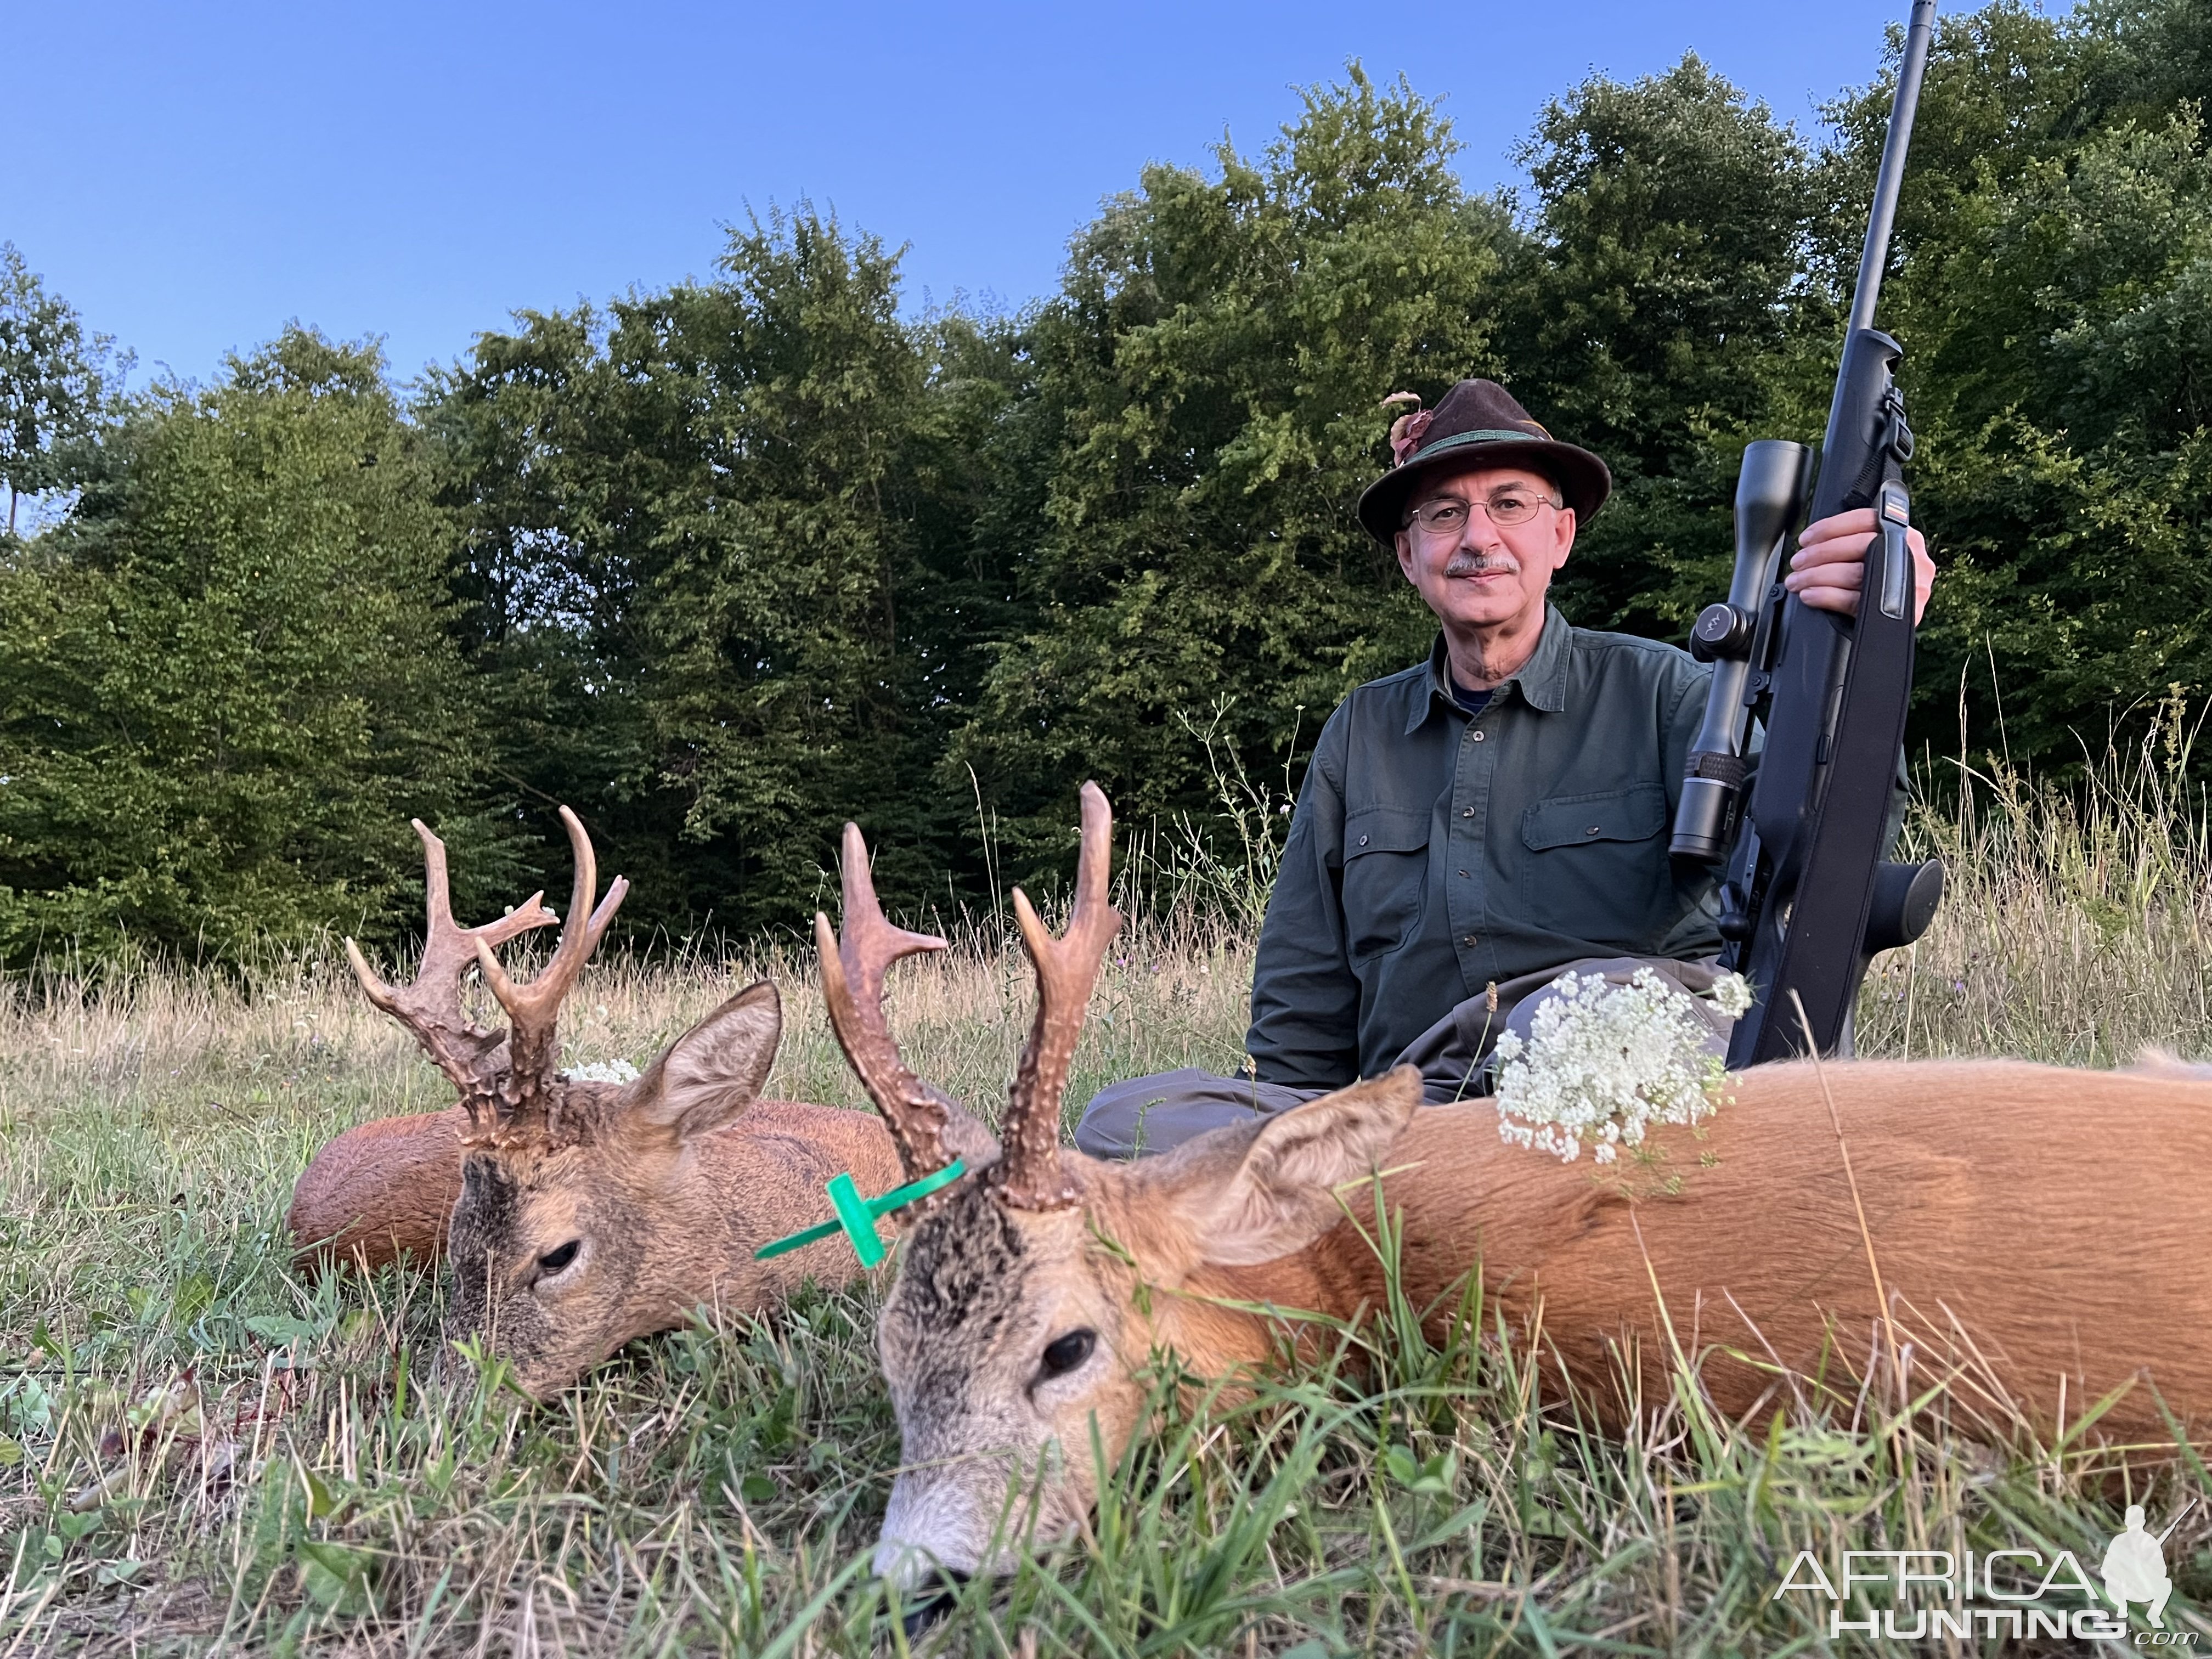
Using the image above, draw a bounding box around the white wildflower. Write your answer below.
[1492,968,1734,1165]
[565,1057,641,1085]
[1707,970,1754,1019]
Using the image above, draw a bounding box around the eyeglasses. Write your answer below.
[1406,489,1562,533]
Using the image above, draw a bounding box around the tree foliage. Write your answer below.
[422,208,1021,935]
[0,331,500,962]
[0,243,128,536]
[3,0,2207,962]
[1844,0,2212,760]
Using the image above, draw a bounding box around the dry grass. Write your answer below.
[2,753,2210,1653]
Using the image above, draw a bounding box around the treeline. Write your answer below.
[2,0,2207,964]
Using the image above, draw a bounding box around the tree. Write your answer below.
[0,244,128,536]
[1826,0,2212,764]
[1495,55,1825,639]
[422,210,1018,934]
[0,330,503,964]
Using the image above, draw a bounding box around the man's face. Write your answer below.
[1392,465,1575,635]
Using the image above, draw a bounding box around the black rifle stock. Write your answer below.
[1669,0,1945,1064]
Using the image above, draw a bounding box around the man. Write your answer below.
[1076,377,1934,1158]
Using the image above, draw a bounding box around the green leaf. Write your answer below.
[0,1436,22,1468]
[299,1466,340,1521]
[1380,1443,1456,1496]
[245,1313,325,1347]
[739,1474,775,1505]
[296,1539,375,1616]
[758,1386,797,1451]
[172,1273,216,1323]
[55,1509,100,1542]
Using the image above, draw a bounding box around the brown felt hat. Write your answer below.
[1357,379,1611,544]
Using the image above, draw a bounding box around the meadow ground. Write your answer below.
[4,755,2212,1655]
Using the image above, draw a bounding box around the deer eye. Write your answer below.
[1039,1329,1096,1379]
[537,1240,581,1278]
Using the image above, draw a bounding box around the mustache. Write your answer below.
[1444,551,1521,578]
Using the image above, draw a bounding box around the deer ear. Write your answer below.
[629,981,782,1142]
[1135,1066,1423,1269]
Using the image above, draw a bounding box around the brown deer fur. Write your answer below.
[844,787,2212,1587]
[290,809,909,1398]
[290,1103,477,1272]
[291,983,903,1397]
[872,1058,2212,1582]
[289,1097,895,1279]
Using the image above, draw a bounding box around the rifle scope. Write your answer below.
[1670,439,1811,862]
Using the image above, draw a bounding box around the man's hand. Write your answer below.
[1785,508,1935,623]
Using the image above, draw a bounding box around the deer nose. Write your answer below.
[900,1567,968,1637]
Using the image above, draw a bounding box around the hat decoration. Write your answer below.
[1383,392,1435,465]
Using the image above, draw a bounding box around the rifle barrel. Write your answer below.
[1842,1,1939,340]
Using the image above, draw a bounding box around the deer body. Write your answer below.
[290,1103,476,1272]
[1118,1063,2212,1439]
[808,786,2212,1593]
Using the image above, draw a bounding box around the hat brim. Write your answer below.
[1357,435,1612,544]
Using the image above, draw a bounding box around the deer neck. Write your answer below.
[1131,1243,1365,1379]
[614,1142,743,1313]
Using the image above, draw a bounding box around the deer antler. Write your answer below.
[996,781,1120,1211]
[345,819,560,1121]
[470,806,629,1127]
[816,823,961,1178]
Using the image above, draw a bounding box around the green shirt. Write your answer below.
[1248,606,1723,1088]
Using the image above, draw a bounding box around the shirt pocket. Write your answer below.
[1519,783,1669,946]
[1341,806,1430,962]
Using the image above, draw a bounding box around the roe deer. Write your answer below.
[287,810,901,1397]
[816,784,2212,1588]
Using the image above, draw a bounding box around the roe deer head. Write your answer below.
[813,782,1424,1588]
[296,809,900,1397]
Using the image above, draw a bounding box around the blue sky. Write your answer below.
[16,2,1988,387]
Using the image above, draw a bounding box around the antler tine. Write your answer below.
[473,805,629,1096]
[344,819,558,1110]
[998,782,1120,1211]
[816,822,958,1177]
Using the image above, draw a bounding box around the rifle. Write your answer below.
[1668,0,1944,1065]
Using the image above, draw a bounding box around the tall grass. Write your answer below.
[1861,725,2212,1064]
[2,749,2209,1653]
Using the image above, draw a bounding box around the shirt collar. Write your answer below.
[1408,605,1572,734]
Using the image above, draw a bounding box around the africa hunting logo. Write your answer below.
[1771,1503,2197,1644]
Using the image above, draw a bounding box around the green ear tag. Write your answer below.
[754,1159,968,1264]
[825,1172,885,1268]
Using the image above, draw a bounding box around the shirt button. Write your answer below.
[1586,826,1602,836]
[1458,868,1470,877]
[1471,730,1486,742]
[1358,834,1369,846]
[1462,933,1479,946]
[1462,807,1475,818]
